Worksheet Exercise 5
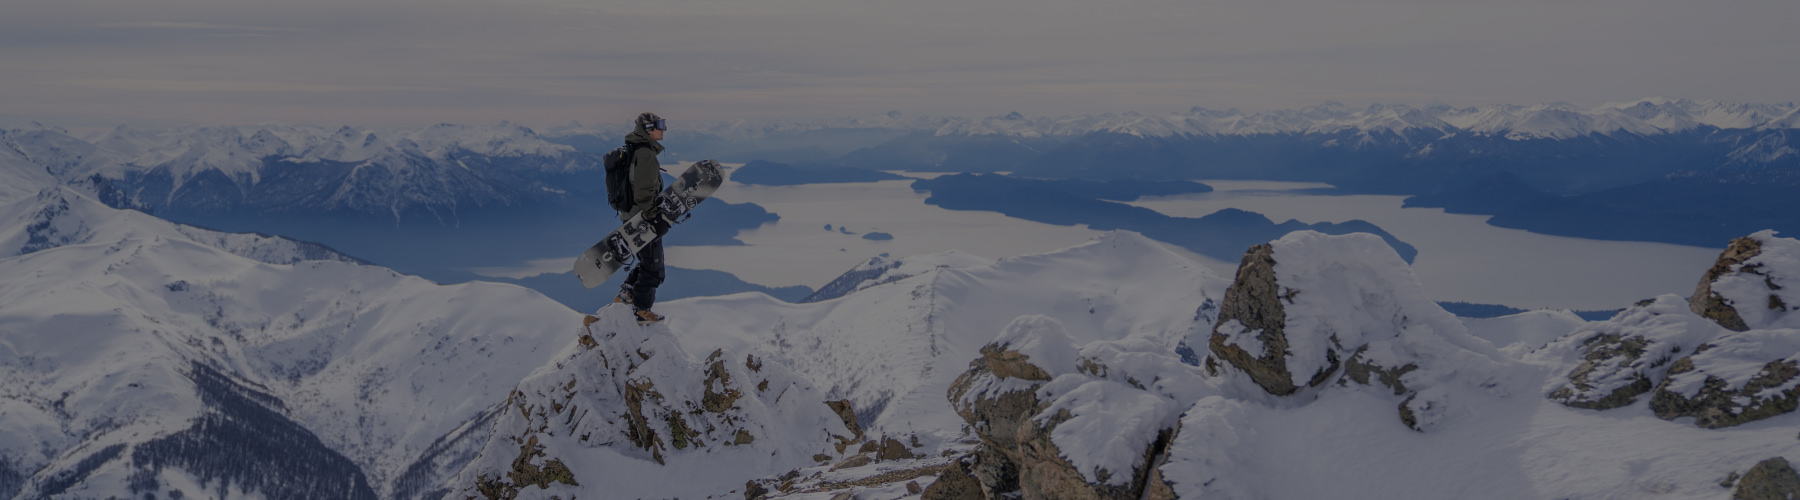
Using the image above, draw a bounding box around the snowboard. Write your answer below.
[573,159,725,288]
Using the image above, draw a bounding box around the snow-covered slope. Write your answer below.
[0,188,582,499]
[446,306,857,499]
[661,231,1231,441]
[0,128,89,203]
[0,187,360,263]
[905,230,1800,499]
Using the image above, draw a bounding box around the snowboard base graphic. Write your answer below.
[573,160,724,288]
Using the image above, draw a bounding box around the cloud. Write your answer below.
[65,79,445,93]
[2,0,1796,126]
[95,21,303,33]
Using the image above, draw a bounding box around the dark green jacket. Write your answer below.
[621,127,665,221]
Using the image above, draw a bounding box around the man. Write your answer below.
[615,112,669,324]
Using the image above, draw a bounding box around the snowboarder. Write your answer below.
[614,112,670,324]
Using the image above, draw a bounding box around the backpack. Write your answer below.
[604,143,643,212]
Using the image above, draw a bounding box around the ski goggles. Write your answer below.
[648,118,667,131]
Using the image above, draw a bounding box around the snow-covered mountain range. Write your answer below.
[5,101,1800,498]
[1,122,600,220]
[0,186,581,499]
[4,157,1799,498]
[437,228,1800,499]
[550,98,1799,141]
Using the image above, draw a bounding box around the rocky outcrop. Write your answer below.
[946,315,1188,499]
[1207,243,1305,395]
[1734,457,1800,500]
[1690,230,1799,332]
[921,458,984,500]
[1538,231,1800,429]
[1202,231,1507,431]
[449,306,856,499]
[1650,345,1800,428]
[1693,236,1765,331]
[1542,296,1720,410]
[1646,231,1800,428]
[946,322,1056,498]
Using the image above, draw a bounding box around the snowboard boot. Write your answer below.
[634,309,665,325]
[613,285,635,307]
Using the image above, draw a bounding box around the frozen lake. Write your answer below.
[494,166,1725,311]
[1124,180,1723,310]
[670,167,1164,289]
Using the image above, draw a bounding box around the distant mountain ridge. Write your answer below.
[546,98,1800,141]
[2,123,601,221]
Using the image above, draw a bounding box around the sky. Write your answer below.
[2,0,1796,128]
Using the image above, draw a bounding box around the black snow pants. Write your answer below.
[624,239,665,310]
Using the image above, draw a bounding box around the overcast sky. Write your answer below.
[3,0,1795,128]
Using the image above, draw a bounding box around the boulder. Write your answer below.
[921,458,985,500]
[1203,231,1507,431]
[947,315,1191,499]
[1691,231,1800,332]
[1734,457,1800,500]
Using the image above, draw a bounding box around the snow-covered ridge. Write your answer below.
[0,186,580,499]
[548,98,1800,141]
[0,122,591,213]
[83,121,577,181]
[0,187,360,264]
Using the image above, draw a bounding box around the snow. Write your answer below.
[664,230,1229,440]
[0,187,581,498]
[1164,386,1800,499]
[1709,230,1800,330]
[1158,229,1800,498]
[1038,377,1178,485]
[448,305,853,499]
[1267,231,1506,393]
[1463,309,1588,350]
[7,154,1800,498]
[992,315,1079,378]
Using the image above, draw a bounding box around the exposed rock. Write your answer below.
[921,458,984,500]
[831,454,875,471]
[877,436,917,461]
[473,436,578,500]
[745,480,770,500]
[1690,231,1800,332]
[1203,232,1507,432]
[1734,457,1800,500]
[1693,235,1764,331]
[1651,354,1800,428]
[1342,345,1416,396]
[949,315,1193,499]
[947,339,1046,497]
[1208,243,1302,395]
[450,306,853,499]
[826,399,865,450]
[1540,295,1720,411]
